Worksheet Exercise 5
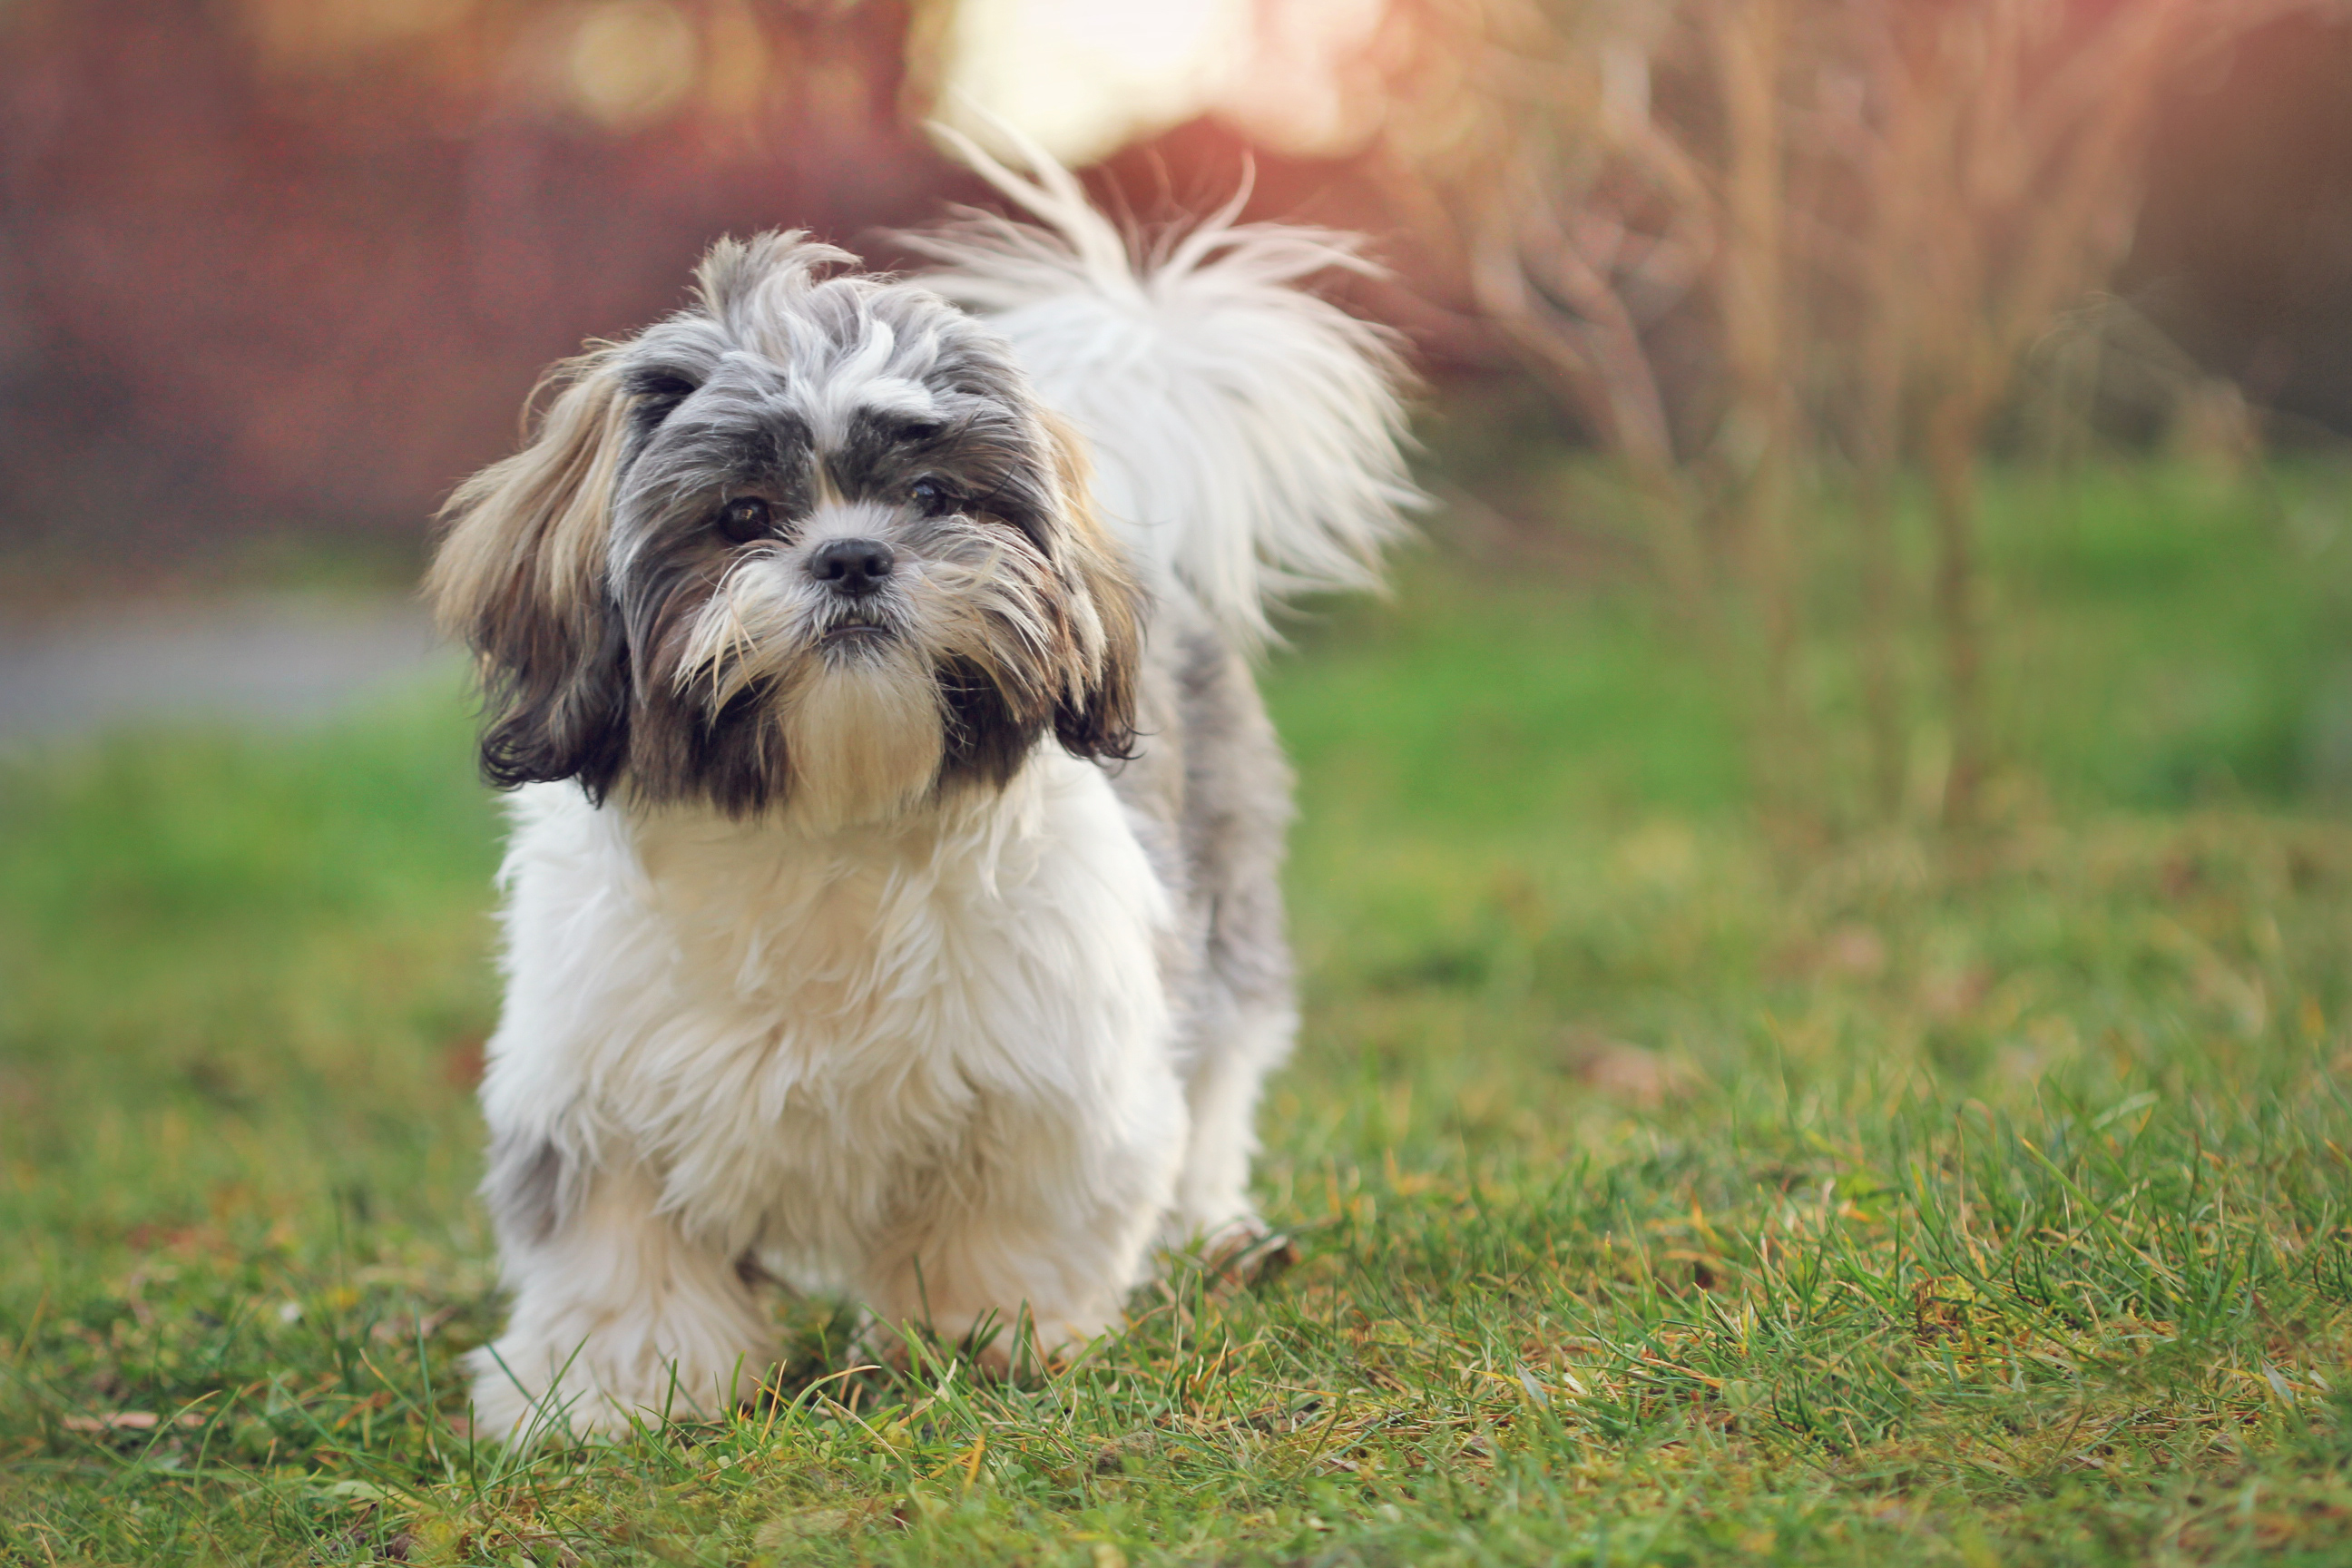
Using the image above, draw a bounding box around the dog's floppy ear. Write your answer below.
[1042,417,1144,762]
[426,351,632,799]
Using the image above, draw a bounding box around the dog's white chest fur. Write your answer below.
[484,753,1183,1300]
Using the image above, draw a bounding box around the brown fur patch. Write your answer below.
[425,352,633,794]
[1042,415,1143,761]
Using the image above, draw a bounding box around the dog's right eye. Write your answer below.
[716,497,773,543]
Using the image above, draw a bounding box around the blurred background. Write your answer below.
[3,0,2349,554]
[3,0,2352,820]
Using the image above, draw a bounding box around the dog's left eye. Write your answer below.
[909,479,956,515]
[716,496,774,543]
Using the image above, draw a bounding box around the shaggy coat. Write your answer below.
[429,144,1415,1440]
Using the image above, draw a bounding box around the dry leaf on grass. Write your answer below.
[1558,1030,1701,1109]
[368,1306,459,1345]
[62,1411,204,1433]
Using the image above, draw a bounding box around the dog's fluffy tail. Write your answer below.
[904,131,1418,646]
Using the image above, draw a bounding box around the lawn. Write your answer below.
[4,463,2351,1565]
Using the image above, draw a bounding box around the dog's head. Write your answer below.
[427,233,1142,825]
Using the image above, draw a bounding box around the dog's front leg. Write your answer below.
[467,1158,775,1443]
[858,1097,1184,1370]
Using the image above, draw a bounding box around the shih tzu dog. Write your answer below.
[428,142,1415,1440]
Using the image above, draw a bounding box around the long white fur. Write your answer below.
[467,144,1416,1440]
[475,756,1183,1436]
[906,127,1418,646]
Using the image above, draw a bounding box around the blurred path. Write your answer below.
[0,594,448,745]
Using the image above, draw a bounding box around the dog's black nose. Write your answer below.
[808,537,896,596]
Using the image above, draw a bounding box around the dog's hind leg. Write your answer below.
[1171,998,1294,1258]
[1159,628,1298,1256]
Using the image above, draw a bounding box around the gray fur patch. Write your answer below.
[481,1130,569,1250]
[1111,601,1298,1067]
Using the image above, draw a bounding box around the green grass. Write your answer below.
[5,464,2352,1564]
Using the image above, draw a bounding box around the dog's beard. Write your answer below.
[666,554,936,828]
[665,540,1062,828]
[777,654,945,828]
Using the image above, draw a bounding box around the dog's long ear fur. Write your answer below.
[427,351,632,798]
[1044,418,1143,762]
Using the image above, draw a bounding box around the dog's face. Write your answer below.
[428,233,1142,825]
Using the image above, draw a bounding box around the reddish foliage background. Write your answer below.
[0,2,2346,567]
[0,0,957,556]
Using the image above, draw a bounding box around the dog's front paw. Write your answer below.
[465,1339,765,1446]
[852,1307,1105,1379]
